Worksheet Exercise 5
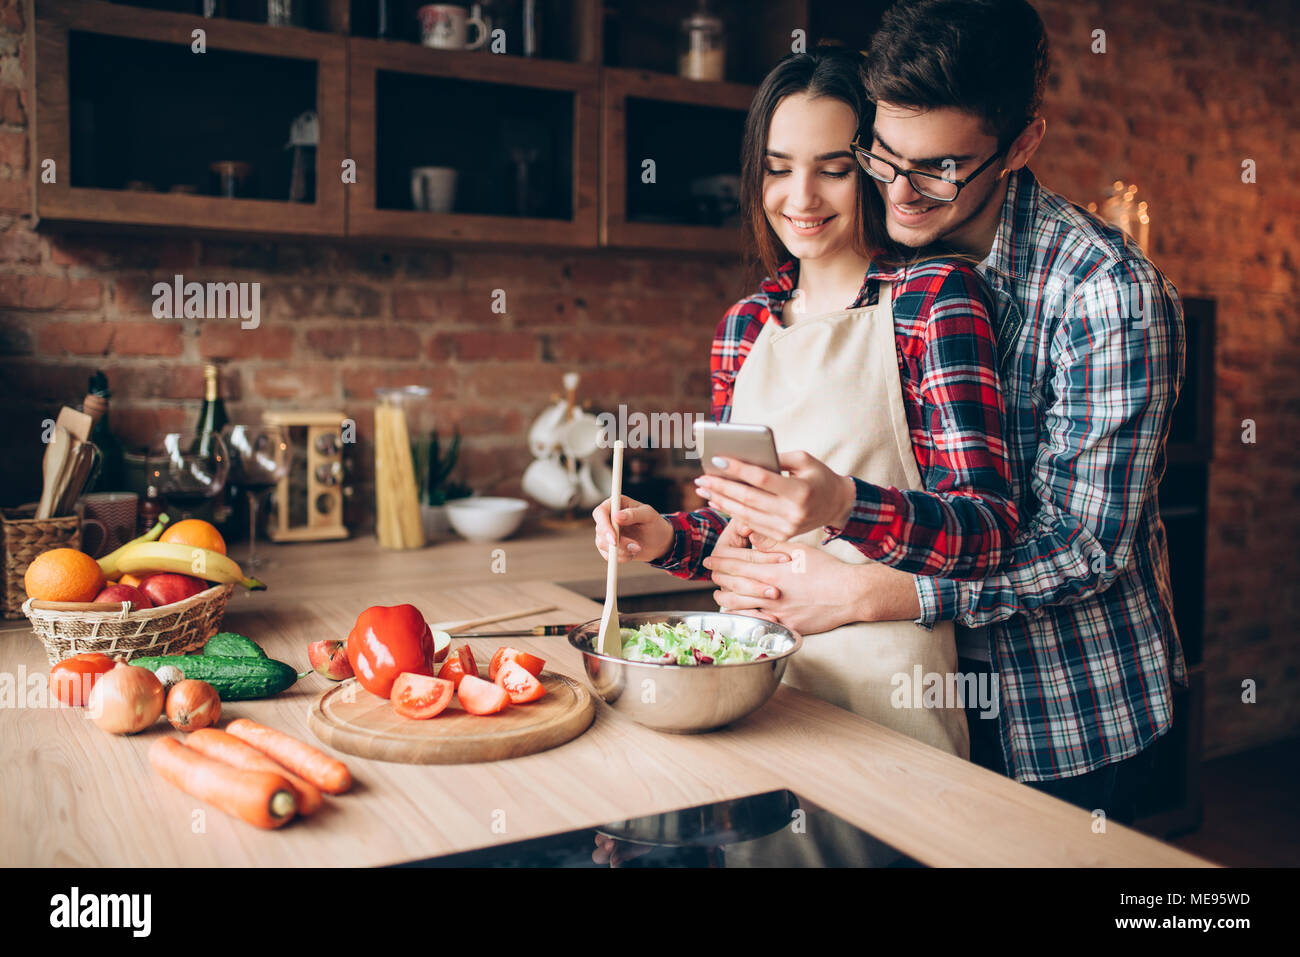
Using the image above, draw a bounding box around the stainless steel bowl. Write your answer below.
[568,611,801,733]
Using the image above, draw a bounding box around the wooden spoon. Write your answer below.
[596,441,625,657]
[36,427,72,519]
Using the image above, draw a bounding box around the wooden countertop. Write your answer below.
[215,520,711,604]
[0,530,1213,867]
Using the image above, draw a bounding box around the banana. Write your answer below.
[97,514,171,578]
[112,542,266,591]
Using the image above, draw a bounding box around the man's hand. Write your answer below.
[706,528,924,632]
[692,451,856,543]
[705,526,856,635]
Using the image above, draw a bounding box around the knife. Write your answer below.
[447,624,581,638]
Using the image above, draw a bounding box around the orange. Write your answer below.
[159,519,226,556]
[119,573,144,589]
[24,548,106,603]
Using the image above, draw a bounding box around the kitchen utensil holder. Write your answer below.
[1,504,82,619]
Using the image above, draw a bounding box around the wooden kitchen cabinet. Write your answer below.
[345,38,600,247]
[30,0,881,251]
[33,0,348,237]
[599,67,753,254]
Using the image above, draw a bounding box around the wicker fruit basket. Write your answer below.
[21,583,235,667]
[2,505,82,619]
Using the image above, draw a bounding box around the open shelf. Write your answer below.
[69,33,318,201]
[348,0,600,63]
[100,0,348,33]
[601,68,752,252]
[347,37,599,246]
[35,0,347,236]
[374,73,573,219]
[601,0,888,85]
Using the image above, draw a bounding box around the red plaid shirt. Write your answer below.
[652,257,1018,579]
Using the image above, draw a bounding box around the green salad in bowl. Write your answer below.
[618,621,768,666]
[568,612,801,732]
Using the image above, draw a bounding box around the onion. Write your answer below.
[165,680,221,732]
[154,665,185,691]
[88,661,164,735]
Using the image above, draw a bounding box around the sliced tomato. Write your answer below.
[391,673,454,719]
[488,647,546,682]
[49,652,117,707]
[436,657,465,689]
[494,660,547,704]
[437,645,479,689]
[458,674,510,715]
[458,645,480,679]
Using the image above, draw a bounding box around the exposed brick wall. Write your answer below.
[1,0,1297,757]
[0,230,737,513]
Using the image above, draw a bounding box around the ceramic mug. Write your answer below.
[417,4,487,50]
[522,456,578,511]
[411,166,458,213]
[577,458,612,510]
[76,492,138,559]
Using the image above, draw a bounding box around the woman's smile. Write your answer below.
[784,213,837,235]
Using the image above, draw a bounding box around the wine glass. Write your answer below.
[228,424,289,570]
[149,430,229,522]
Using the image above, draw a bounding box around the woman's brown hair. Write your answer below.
[741,47,897,282]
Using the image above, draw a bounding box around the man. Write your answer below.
[701,0,1187,825]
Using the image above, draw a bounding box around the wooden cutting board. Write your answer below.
[307,671,596,765]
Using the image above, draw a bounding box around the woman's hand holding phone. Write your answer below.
[693,450,856,543]
[592,495,675,564]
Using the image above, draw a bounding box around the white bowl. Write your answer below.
[445,496,529,542]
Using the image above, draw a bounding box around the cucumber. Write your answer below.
[203,632,267,658]
[131,655,299,700]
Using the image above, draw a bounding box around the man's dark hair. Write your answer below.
[864,0,1051,148]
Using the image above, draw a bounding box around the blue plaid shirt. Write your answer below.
[919,168,1188,783]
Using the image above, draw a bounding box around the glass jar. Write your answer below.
[374,386,434,548]
[678,3,725,82]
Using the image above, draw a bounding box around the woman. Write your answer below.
[592,49,1017,759]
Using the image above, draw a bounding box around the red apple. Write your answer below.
[308,639,354,681]
[138,573,208,608]
[93,584,154,610]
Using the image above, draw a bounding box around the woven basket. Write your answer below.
[2,505,82,619]
[21,583,235,667]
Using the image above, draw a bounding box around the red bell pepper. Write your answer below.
[346,604,436,698]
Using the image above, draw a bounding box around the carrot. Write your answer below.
[184,728,324,816]
[225,718,352,795]
[148,736,296,829]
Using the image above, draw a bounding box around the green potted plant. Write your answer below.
[420,427,472,539]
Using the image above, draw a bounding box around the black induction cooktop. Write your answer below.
[393,789,925,868]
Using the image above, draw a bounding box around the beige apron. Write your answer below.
[728,282,969,759]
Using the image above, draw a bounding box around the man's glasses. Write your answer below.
[850,138,1007,203]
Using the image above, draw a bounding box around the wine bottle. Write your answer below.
[83,370,127,493]
[195,364,229,458]
[194,363,232,528]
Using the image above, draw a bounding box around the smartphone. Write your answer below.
[694,422,781,476]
